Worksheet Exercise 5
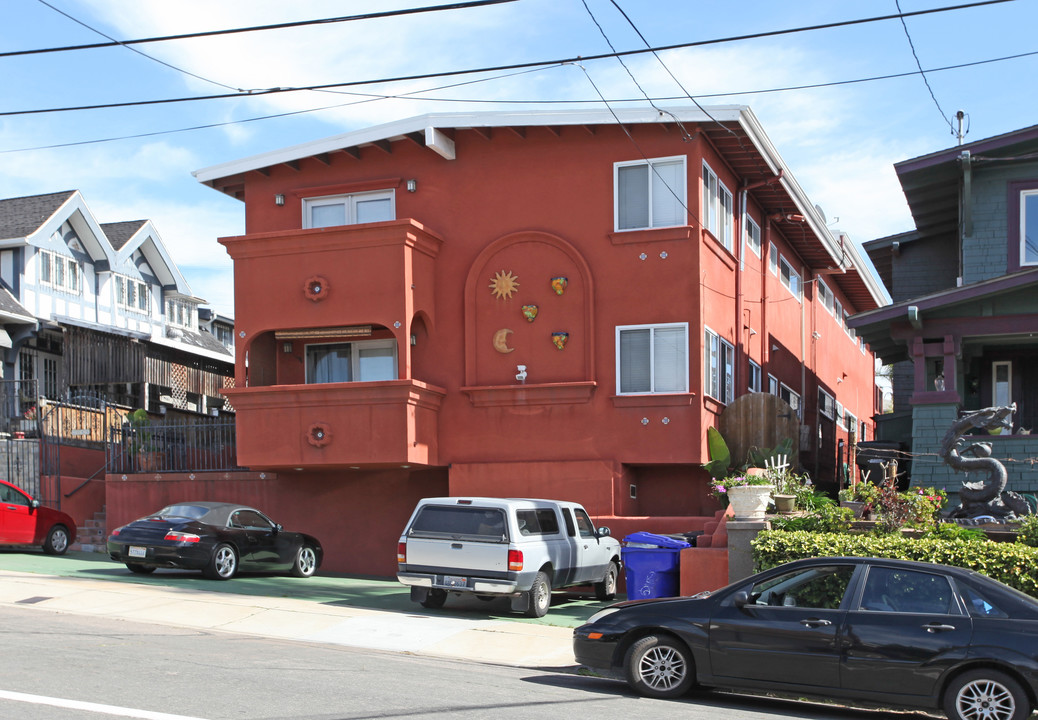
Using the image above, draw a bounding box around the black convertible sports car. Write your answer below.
[574,556,1038,720]
[107,502,323,580]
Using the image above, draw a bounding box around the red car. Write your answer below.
[0,478,76,554]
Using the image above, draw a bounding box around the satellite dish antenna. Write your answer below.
[814,204,827,223]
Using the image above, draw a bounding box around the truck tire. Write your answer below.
[421,589,448,609]
[525,571,551,617]
[595,561,618,601]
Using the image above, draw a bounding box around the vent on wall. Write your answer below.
[629,484,638,499]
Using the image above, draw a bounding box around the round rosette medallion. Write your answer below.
[306,422,332,448]
[304,275,330,302]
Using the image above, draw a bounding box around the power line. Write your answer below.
[0,0,1016,118]
[894,0,957,135]
[4,44,1036,154]
[2,0,519,59]
[35,0,239,92]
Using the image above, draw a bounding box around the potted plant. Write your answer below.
[838,481,879,519]
[712,474,774,520]
[126,408,165,472]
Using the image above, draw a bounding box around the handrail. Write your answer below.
[64,457,111,498]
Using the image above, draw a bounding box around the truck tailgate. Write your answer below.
[406,537,508,573]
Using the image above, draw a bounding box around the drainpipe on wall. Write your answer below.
[959,150,972,284]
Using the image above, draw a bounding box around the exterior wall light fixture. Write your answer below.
[406,179,417,193]
[275,193,285,206]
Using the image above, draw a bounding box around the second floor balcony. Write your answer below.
[223,379,445,470]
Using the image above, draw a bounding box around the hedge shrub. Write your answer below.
[752,530,1038,597]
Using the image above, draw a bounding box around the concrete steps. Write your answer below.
[72,506,107,553]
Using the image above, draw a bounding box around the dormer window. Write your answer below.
[115,274,149,313]
[166,298,196,330]
[39,249,79,293]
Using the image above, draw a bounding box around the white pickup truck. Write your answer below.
[396,497,621,617]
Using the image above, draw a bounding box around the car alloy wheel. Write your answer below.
[946,669,1029,720]
[44,525,70,555]
[625,634,694,699]
[205,543,238,580]
[291,545,317,577]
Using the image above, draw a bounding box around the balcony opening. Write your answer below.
[306,339,397,384]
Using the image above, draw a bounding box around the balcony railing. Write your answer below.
[108,421,245,474]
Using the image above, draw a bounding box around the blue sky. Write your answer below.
[1,0,1035,317]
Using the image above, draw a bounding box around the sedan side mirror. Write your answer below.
[732,590,750,609]
[274,523,283,534]
[30,499,40,511]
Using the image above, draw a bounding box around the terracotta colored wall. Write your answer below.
[105,468,448,576]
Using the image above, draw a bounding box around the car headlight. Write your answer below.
[586,607,620,624]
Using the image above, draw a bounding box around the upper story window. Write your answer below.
[39,249,79,293]
[165,298,196,330]
[704,327,734,404]
[769,243,778,275]
[746,216,761,257]
[779,383,801,418]
[748,359,762,393]
[614,156,686,231]
[214,325,234,348]
[702,162,733,251]
[616,323,688,395]
[115,274,149,313]
[306,339,397,384]
[303,190,395,229]
[817,278,834,315]
[1020,189,1038,266]
[779,255,801,300]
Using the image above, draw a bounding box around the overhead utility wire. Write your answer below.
[5,45,1035,154]
[606,0,731,141]
[4,0,518,58]
[36,0,238,92]
[894,0,957,135]
[0,0,1015,118]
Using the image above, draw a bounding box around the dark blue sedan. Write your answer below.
[108,502,322,580]
[574,556,1038,720]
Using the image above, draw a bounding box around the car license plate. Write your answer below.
[444,575,467,588]
[128,546,147,558]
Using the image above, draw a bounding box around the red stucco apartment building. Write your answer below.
[192,107,885,576]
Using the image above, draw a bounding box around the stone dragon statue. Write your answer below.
[940,404,1032,520]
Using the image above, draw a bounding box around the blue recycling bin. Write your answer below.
[621,531,691,599]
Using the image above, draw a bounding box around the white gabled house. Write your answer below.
[0,190,234,425]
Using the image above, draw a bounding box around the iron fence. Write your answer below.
[108,420,246,474]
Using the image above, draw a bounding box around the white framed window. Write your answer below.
[704,327,734,404]
[38,249,79,293]
[768,374,779,395]
[115,274,149,313]
[1020,189,1038,266]
[844,311,857,341]
[769,243,778,275]
[303,189,395,229]
[702,162,733,251]
[748,359,762,393]
[817,278,834,315]
[859,420,867,442]
[779,255,801,300]
[306,339,397,384]
[834,299,843,326]
[745,216,761,257]
[779,383,800,418]
[992,361,1012,407]
[165,298,196,330]
[836,401,846,429]
[818,388,835,419]
[616,323,689,395]
[846,411,857,437]
[615,156,686,231]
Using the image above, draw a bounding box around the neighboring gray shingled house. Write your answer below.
[0,189,234,427]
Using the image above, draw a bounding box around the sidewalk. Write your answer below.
[0,550,613,669]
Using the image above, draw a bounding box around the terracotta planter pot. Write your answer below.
[728,484,774,520]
